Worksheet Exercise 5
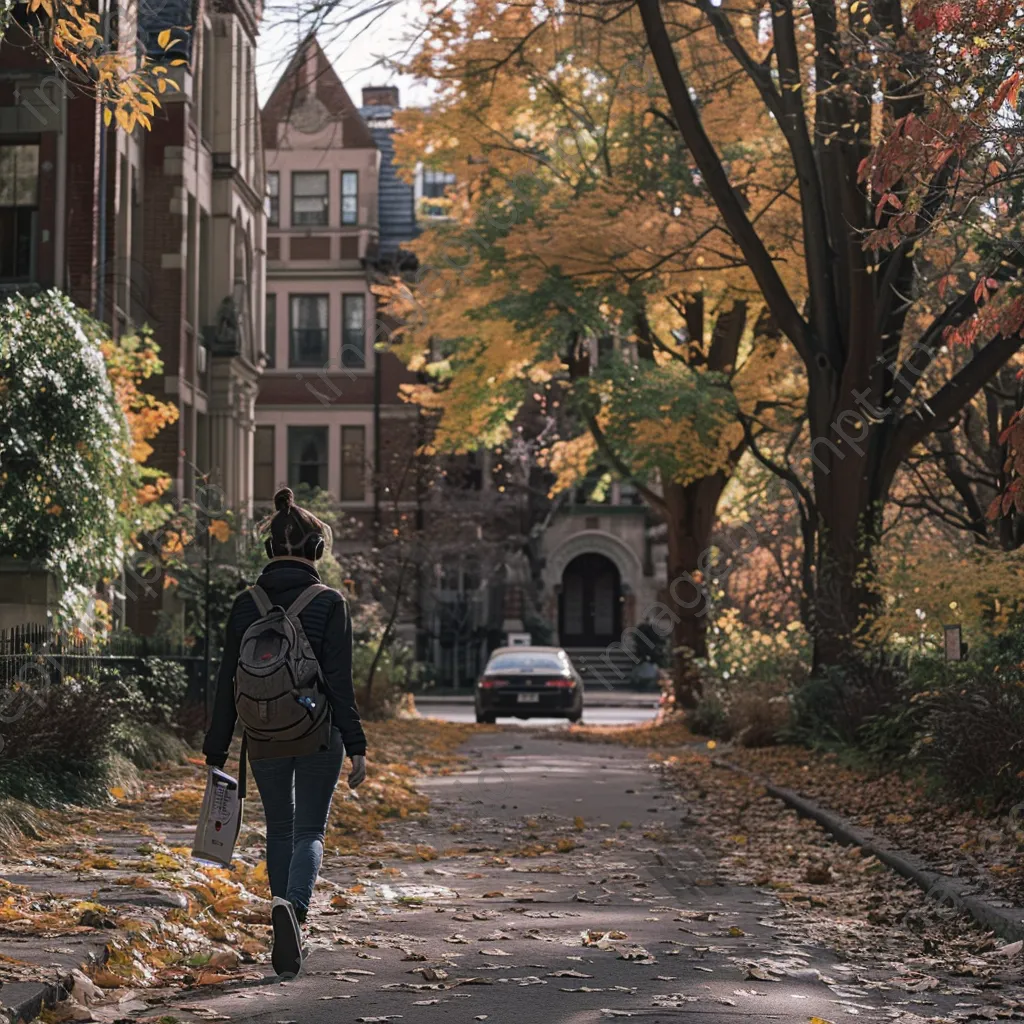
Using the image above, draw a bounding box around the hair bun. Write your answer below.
[273,487,295,512]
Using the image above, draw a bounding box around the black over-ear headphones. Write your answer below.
[265,532,325,561]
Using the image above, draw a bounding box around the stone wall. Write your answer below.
[0,561,62,630]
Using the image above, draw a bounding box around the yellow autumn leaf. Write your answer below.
[103,107,112,127]
[208,519,232,543]
[157,28,173,49]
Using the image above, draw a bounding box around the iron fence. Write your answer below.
[0,624,209,710]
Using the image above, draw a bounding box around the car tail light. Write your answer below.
[478,678,507,689]
[545,678,575,688]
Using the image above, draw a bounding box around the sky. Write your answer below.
[255,0,434,110]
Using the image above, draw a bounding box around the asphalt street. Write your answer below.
[415,698,659,727]
[134,729,992,1024]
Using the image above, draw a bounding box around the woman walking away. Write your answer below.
[203,487,367,980]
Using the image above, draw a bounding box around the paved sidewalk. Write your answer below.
[128,732,1024,1024]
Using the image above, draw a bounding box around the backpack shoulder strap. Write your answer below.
[248,585,273,617]
[286,584,331,618]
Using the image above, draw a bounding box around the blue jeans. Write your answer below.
[250,728,345,920]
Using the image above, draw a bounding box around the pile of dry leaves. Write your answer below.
[724,745,1024,908]
[0,719,473,1022]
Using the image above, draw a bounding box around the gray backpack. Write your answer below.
[233,584,333,758]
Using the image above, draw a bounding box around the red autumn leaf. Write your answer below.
[1002,490,1014,516]
[874,192,903,224]
[988,495,1004,520]
[993,71,1021,111]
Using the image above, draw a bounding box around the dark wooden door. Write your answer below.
[559,553,620,646]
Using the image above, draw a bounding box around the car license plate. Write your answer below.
[517,693,540,703]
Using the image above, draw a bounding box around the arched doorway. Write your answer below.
[558,553,621,647]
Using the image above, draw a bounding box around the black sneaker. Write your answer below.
[271,897,303,979]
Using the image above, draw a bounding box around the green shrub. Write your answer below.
[0,659,191,807]
[132,657,188,726]
[354,640,415,720]
[0,290,136,592]
[899,626,1024,809]
[112,721,191,770]
[0,668,140,806]
[687,616,806,745]
[826,622,1024,809]
[788,647,909,745]
[687,686,732,740]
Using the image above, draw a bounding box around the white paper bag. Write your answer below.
[192,766,243,868]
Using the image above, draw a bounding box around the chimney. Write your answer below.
[362,86,400,109]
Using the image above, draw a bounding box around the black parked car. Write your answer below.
[475,646,584,724]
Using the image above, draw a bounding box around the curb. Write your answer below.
[0,975,71,1024]
[713,758,1024,943]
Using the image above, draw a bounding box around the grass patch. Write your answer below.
[0,798,59,855]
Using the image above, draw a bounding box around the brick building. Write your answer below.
[257,38,421,542]
[0,0,266,629]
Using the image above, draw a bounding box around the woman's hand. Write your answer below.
[348,755,367,789]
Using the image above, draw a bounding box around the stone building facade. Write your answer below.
[539,478,668,683]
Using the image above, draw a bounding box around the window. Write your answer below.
[422,169,456,198]
[266,171,279,226]
[341,294,365,369]
[421,169,456,217]
[289,294,328,367]
[0,144,39,280]
[485,652,568,673]
[264,293,276,367]
[288,426,328,492]
[340,425,366,501]
[254,425,275,502]
[341,171,358,226]
[291,171,328,226]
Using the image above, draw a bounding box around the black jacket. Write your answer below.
[202,559,368,766]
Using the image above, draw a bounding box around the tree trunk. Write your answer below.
[661,474,729,709]
[806,387,888,669]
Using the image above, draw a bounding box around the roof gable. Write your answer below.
[261,34,377,151]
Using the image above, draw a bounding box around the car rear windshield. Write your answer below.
[486,653,566,673]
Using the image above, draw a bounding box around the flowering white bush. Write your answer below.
[0,290,135,590]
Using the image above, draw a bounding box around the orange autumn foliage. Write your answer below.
[100,330,178,506]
